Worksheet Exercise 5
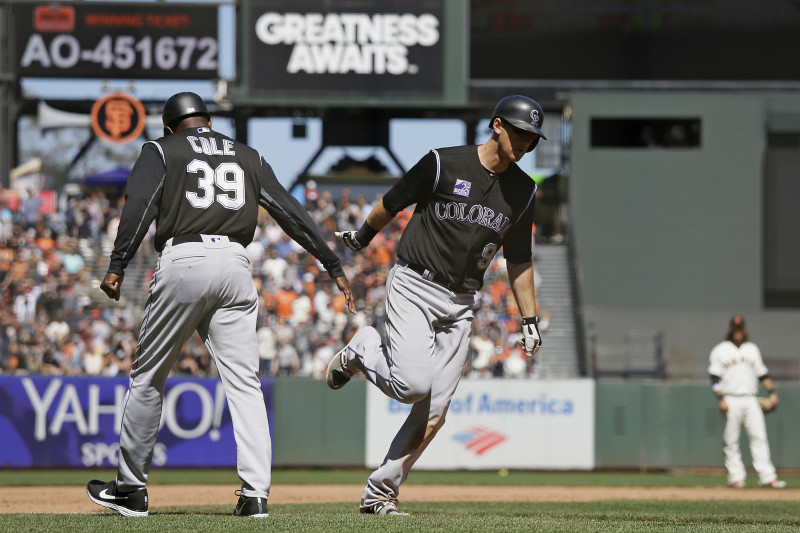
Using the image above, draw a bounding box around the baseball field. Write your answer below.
[1,469,799,532]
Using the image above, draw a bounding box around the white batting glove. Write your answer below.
[519,316,542,357]
[335,230,365,251]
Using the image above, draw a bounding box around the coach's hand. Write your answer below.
[335,230,365,251]
[334,275,357,315]
[100,272,124,301]
[519,316,542,357]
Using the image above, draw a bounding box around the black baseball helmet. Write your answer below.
[489,95,547,151]
[162,92,210,133]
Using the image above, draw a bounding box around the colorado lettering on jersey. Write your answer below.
[186,136,236,156]
[434,202,511,236]
[254,12,440,75]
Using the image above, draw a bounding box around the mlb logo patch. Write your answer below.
[453,179,471,197]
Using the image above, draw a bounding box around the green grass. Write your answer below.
[2,470,799,532]
[1,468,798,488]
[2,501,800,532]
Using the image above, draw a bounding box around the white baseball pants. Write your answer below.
[116,238,272,498]
[343,262,475,510]
[723,395,777,485]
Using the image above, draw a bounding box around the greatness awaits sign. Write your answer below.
[247,0,444,97]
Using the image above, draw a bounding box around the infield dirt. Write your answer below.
[3,484,800,513]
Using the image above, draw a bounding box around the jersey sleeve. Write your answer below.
[502,196,536,264]
[382,150,439,215]
[708,344,723,376]
[752,344,769,377]
[108,142,165,275]
[257,158,344,278]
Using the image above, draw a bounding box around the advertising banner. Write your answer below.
[0,376,273,468]
[246,0,444,98]
[15,3,219,79]
[366,379,595,470]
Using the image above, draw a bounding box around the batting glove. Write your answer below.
[335,230,365,251]
[520,316,542,357]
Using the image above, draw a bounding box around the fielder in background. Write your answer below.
[330,95,544,515]
[708,315,786,489]
[86,92,356,517]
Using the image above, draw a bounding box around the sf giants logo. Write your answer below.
[91,91,146,145]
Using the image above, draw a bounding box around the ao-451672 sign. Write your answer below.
[15,3,218,79]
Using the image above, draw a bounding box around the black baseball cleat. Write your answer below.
[360,501,410,516]
[233,492,269,517]
[326,346,355,390]
[86,479,148,517]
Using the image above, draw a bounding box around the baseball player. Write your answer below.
[329,95,545,515]
[86,92,356,517]
[709,315,785,488]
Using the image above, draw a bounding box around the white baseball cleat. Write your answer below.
[360,501,410,516]
[326,346,355,390]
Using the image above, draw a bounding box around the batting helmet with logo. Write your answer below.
[489,95,547,151]
[162,92,210,134]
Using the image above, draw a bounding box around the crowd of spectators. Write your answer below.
[0,184,548,380]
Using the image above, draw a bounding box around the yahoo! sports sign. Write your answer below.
[0,376,273,468]
[245,0,444,97]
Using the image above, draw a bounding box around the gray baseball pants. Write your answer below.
[116,236,272,498]
[342,262,475,510]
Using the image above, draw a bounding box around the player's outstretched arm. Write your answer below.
[335,199,395,251]
[258,159,346,278]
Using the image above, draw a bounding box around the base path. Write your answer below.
[2,484,799,513]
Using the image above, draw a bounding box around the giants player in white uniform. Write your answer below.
[330,95,545,515]
[708,315,785,488]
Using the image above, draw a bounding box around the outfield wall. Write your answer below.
[594,380,800,470]
[1,376,797,470]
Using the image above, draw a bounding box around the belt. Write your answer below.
[171,234,240,246]
[405,261,475,294]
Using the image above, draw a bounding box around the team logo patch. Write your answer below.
[531,109,540,127]
[453,179,471,197]
[451,426,507,455]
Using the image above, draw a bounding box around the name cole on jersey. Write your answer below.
[185,127,236,156]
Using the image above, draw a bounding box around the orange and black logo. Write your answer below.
[91,91,146,145]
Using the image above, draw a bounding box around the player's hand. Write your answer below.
[770,392,779,410]
[334,275,357,315]
[100,272,124,301]
[718,397,728,414]
[517,316,542,357]
[335,230,365,251]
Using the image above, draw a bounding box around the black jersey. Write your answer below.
[382,146,536,292]
[109,127,343,278]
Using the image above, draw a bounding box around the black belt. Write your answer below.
[171,234,240,246]
[405,261,475,294]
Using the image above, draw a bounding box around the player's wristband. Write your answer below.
[522,316,539,325]
[355,221,379,246]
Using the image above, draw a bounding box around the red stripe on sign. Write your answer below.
[472,434,507,455]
